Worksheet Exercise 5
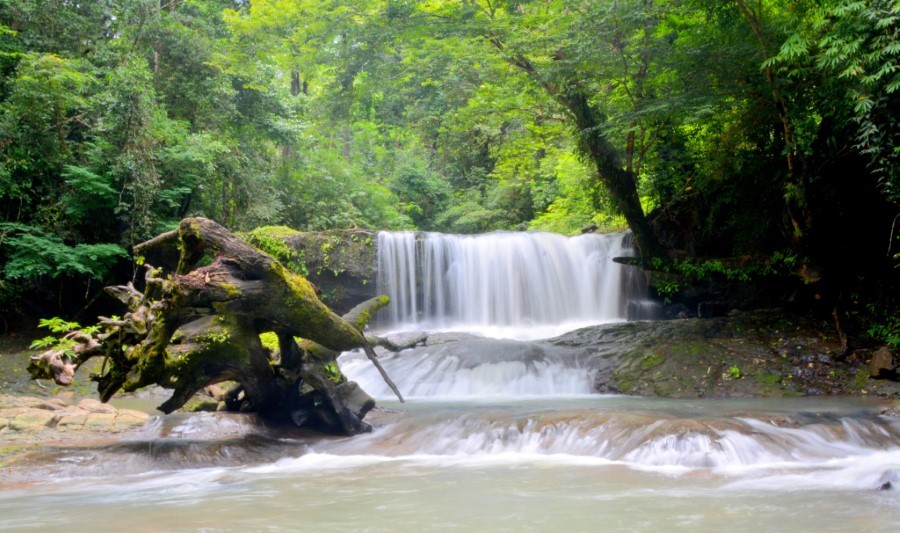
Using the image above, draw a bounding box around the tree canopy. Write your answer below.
[0,0,897,343]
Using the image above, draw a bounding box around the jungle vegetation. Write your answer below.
[0,0,897,344]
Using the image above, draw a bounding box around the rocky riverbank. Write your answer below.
[547,310,899,399]
[1,310,897,451]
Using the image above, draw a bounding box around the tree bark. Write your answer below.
[29,217,401,435]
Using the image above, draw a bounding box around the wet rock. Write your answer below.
[384,331,428,350]
[662,303,692,320]
[425,332,482,345]
[626,299,662,321]
[10,410,56,431]
[336,381,376,419]
[879,470,898,490]
[697,301,726,318]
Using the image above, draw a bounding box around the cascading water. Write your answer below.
[3,231,898,531]
[351,230,639,396]
[376,231,634,331]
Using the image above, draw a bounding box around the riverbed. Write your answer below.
[1,395,898,532]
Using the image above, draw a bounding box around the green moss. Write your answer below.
[242,226,309,276]
[259,332,279,352]
[617,377,637,393]
[849,368,871,391]
[218,282,241,298]
[756,373,781,384]
[641,352,666,368]
[185,399,219,412]
[323,361,345,384]
[197,330,230,347]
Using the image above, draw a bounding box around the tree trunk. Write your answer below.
[29,218,401,435]
[497,47,666,263]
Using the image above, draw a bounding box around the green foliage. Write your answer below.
[28,316,86,359]
[649,252,800,303]
[0,223,127,281]
[865,300,900,347]
[0,0,897,336]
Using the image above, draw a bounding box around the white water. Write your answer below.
[340,335,598,398]
[376,231,631,332]
[2,399,899,531]
[3,231,899,530]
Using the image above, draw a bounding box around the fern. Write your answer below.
[0,223,127,281]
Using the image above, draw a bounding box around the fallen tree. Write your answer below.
[28,217,402,435]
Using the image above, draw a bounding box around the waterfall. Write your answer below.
[376,231,633,330]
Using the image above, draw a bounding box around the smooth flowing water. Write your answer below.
[1,395,898,532]
[2,232,898,531]
[376,231,634,338]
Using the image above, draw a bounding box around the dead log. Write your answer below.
[28,217,401,435]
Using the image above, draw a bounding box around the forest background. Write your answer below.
[0,0,897,346]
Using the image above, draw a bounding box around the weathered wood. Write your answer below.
[28,217,401,435]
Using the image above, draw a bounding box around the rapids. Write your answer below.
[1,231,898,531]
[1,397,899,531]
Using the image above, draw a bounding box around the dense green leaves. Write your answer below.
[0,0,897,338]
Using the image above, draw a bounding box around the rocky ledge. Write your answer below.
[549,311,900,399]
[0,394,150,438]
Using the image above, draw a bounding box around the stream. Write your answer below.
[1,394,898,531]
[1,231,898,531]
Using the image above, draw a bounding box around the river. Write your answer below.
[1,394,898,531]
[1,231,897,530]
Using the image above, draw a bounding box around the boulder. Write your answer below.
[868,346,896,379]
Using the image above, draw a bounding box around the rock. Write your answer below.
[697,301,726,318]
[626,299,662,321]
[336,381,376,419]
[0,407,28,419]
[113,410,150,429]
[879,470,898,490]
[9,410,56,431]
[204,384,228,401]
[662,303,692,320]
[83,412,116,430]
[384,331,428,350]
[280,229,377,314]
[77,398,117,414]
[55,412,88,429]
[868,346,895,379]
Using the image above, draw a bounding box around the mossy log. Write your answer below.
[28,217,401,435]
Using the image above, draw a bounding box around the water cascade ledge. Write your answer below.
[376,231,636,330]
